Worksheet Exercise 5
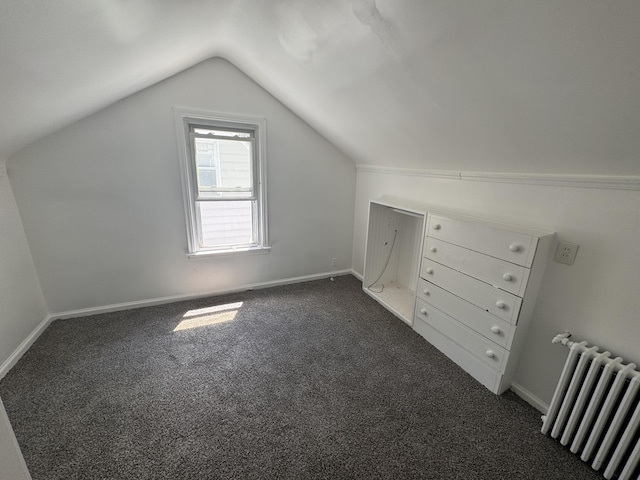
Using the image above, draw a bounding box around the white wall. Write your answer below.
[0,162,42,480]
[0,161,47,369]
[7,58,356,314]
[353,170,640,406]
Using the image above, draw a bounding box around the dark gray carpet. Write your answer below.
[0,275,601,479]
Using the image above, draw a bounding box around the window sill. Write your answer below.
[187,245,271,260]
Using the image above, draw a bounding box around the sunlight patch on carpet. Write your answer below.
[173,302,243,331]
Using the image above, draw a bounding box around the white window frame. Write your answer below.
[173,107,269,258]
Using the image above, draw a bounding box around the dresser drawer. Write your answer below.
[417,278,515,349]
[412,317,503,393]
[420,260,521,324]
[414,299,508,373]
[424,238,530,297]
[427,214,537,267]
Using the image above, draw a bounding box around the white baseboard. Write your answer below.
[2,270,551,434]
[0,314,54,380]
[0,270,355,379]
[52,269,354,321]
[510,382,549,414]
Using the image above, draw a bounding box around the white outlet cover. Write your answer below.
[554,241,579,266]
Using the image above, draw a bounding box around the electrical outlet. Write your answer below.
[554,241,579,266]
[331,257,338,267]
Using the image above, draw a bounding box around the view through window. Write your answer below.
[174,109,268,255]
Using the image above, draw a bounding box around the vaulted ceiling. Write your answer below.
[2,1,639,174]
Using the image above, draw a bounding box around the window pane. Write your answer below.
[218,139,252,188]
[194,137,253,199]
[198,200,254,248]
[197,168,217,189]
[195,139,216,167]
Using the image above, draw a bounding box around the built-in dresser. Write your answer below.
[362,196,554,394]
[413,212,553,394]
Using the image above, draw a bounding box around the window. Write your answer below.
[174,108,268,257]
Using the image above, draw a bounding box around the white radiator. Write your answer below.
[541,333,640,480]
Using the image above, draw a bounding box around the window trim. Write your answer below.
[173,107,269,257]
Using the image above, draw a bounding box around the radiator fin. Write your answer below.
[542,337,640,480]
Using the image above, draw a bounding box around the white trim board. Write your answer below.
[510,381,549,414]
[350,269,364,282]
[1,271,549,418]
[0,315,54,380]
[0,270,354,379]
[356,165,640,191]
[52,269,354,321]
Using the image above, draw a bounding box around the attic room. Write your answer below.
[1,1,639,478]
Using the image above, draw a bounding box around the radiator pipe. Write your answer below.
[552,331,573,347]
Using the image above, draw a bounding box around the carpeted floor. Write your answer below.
[0,275,602,479]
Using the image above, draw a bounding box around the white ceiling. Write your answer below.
[2,0,639,174]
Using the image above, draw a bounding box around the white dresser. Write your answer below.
[412,212,553,394]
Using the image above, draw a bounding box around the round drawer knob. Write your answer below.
[426,268,434,275]
[509,244,521,252]
[486,350,495,359]
[430,246,437,253]
[502,273,513,281]
[420,308,427,315]
[495,301,506,309]
[491,326,502,334]
[433,224,441,230]
[423,289,430,296]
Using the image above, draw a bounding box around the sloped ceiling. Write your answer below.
[1,0,639,174]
